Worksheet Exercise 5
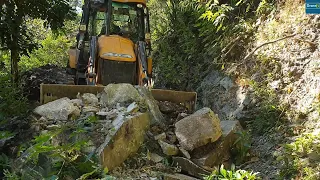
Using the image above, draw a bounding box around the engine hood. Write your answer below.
[98,35,136,62]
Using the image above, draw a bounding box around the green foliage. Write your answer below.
[232,131,252,164]
[0,0,76,81]
[248,80,285,135]
[0,153,11,176]
[256,0,275,16]
[0,74,29,118]
[20,34,72,71]
[204,164,259,180]
[4,124,108,180]
[3,169,20,180]
[151,0,274,90]
[277,133,320,179]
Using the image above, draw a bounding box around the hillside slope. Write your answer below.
[197,0,320,178]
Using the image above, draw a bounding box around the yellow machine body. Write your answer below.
[98,35,136,62]
[68,48,78,69]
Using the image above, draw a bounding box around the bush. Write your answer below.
[204,164,260,180]
[150,0,274,90]
[278,133,320,179]
[0,74,29,119]
[19,34,72,71]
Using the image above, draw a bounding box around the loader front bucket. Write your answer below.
[40,84,197,112]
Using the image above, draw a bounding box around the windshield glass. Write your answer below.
[110,2,141,41]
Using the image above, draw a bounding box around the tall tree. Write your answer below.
[0,0,76,82]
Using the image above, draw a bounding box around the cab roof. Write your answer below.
[113,0,146,6]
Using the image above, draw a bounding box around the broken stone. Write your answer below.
[46,124,61,130]
[96,109,119,119]
[70,99,83,107]
[191,120,242,168]
[158,101,176,114]
[31,124,41,132]
[172,157,210,178]
[82,93,99,106]
[83,106,99,113]
[34,98,76,120]
[38,116,47,122]
[97,112,150,171]
[70,106,81,119]
[162,173,200,180]
[96,111,110,116]
[179,147,191,159]
[150,153,164,163]
[126,102,139,113]
[136,87,165,126]
[176,113,189,121]
[175,107,222,151]
[158,140,179,156]
[103,84,142,107]
[154,133,166,141]
[166,131,177,144]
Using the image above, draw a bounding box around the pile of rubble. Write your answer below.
[30,83,243,179]
[21,64,74,101]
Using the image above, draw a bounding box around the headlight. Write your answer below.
[120,54,132,58]
[103,52,132,58]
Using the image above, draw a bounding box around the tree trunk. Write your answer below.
[11,49,19,83]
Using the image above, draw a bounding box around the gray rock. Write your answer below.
[103,83,142,107]
[83,106,99,113]
[162,173,200,180]
[167,131,177,144]
[136,87,165,126]
[126,102,139,113]
[97,109,119,119]
[96,113,150,171]
[192,120,242,168]
[96,111,110,116]
[179,147,191,159]
[154,133,166,141]
[172,157,210,178]
[70,99,83,107]
[34,98,76,120]
[175,108,222,151]
[150,153,164,163]
[82,93,99,106]
[219,77,234,91]
[158,140,179,156]
[46,124,61,130]
[71,106,81,119]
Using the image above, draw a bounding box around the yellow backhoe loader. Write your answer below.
[40,0,196,110]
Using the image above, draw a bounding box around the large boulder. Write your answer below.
[33,97,79,120]
[191,120,242,167]
[101,84,142,107]
[96,112,150,171]
[175,108,222,151]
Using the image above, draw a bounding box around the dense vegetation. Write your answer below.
[149,0,274,90]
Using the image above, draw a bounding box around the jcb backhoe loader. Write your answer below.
[40,0,196,111]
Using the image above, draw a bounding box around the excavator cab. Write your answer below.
[67,0,152,86]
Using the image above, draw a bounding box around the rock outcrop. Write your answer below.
[175,108,222,151]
